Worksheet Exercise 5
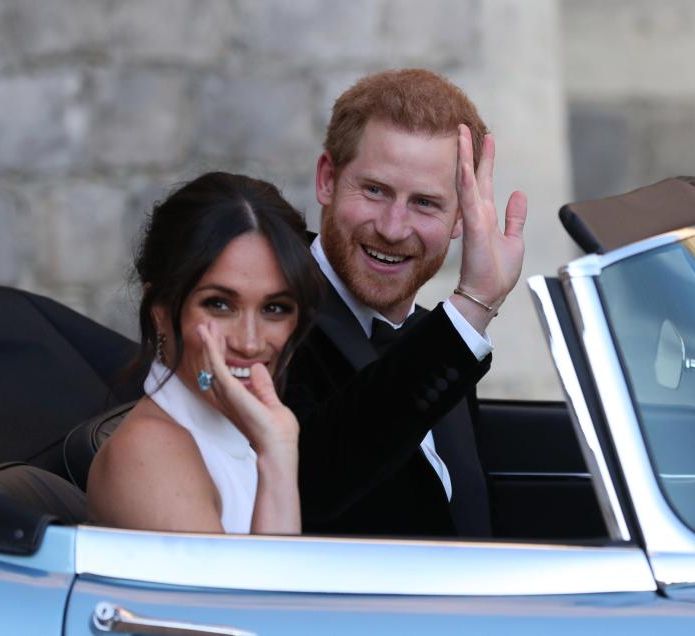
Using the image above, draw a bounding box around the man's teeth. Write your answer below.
[228,366,251,379]
[364,247,406,264]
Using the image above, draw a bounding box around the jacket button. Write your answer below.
[445,368,459,382]
[434,377,448,391]
[425,388,439,403]
[415,398,429,412]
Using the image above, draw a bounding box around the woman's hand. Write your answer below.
[196,322,299,453]
[197,321,301,534]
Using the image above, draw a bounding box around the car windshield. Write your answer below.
[598,235,695,530]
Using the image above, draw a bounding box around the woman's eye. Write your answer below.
[263,302,296,316]
[202,297,230,312]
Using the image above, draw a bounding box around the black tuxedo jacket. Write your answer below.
[284,281,492,538]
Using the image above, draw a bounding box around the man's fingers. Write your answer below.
[475,133,495,204]
[504,190,528,240]
[457,126,479,213]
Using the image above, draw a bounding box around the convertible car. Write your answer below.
[2,177,695,634]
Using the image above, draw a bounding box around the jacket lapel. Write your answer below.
[315,281,377,371]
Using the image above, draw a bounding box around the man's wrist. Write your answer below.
[452,286,499,316]
[448,290,497,335]
[442,299,493,360]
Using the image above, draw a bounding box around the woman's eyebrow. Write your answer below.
[194,284,238,296]
[194,284,295,300]
[264,290,296,301]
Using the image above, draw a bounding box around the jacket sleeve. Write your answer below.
[284,303,491,519]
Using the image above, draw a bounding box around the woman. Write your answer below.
[87,172,323,534]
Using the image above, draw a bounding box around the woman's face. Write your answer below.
[156,232,299,403]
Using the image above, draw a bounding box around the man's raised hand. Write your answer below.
[453,124,527,330]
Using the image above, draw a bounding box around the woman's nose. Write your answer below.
[229,315,264,358]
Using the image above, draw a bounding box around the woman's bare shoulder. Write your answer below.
[106,398,195,455]
[87,397,222,531]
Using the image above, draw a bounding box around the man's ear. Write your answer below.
[316,152,336,206]
[450,209,463,239]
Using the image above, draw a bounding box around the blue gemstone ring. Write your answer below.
[197,369,214,392]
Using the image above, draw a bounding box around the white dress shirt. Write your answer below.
[311,236,493,502]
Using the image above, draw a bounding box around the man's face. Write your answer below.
[317,119,462,322]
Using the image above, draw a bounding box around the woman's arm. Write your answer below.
[198,323,301,534]
[87,412,224,533]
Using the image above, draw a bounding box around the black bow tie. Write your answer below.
[370,314,420,354]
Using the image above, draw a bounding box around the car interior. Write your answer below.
[4,176,695,551]
[0,281,608,546]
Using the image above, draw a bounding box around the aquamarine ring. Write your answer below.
[197,369,214,392]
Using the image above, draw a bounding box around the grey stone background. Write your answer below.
[1,0,693,398]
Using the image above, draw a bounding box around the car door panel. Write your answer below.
[478,399,607,540]
[0,525,75,635]
[65,577,695,636]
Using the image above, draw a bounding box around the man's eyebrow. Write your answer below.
[358,175,393,190]
[358,175,446,200]
[412,191,446,202]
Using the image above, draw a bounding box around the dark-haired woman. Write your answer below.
[87,172,322,534]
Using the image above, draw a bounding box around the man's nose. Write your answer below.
[373,201,411,243]
[229,314,264,358]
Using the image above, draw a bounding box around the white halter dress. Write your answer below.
[144,361,258,533]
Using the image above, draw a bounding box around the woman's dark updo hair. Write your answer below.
[134,171,323,391]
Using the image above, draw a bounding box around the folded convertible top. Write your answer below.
[559,176,695,254]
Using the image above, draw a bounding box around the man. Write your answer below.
[284,69,527,537]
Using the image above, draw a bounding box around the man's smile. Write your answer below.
[362,244,411,265]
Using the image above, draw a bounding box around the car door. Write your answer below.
[63,524,682,636]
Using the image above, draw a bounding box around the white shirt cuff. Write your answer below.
[442,298,493,361]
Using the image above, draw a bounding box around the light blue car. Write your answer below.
[2,177,695,634]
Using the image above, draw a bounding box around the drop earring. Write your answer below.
[155,332,167,364]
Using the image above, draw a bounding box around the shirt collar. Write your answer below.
[311,234,415,337]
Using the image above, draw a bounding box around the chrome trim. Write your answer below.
[75,526,655,596]
[561,227,695,279]
[562,272,695,586]
[527,276,631,541]
[93,602,255,636]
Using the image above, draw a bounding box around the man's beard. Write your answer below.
[321,207,449,314]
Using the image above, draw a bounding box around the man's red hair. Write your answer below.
[324,68,488,170]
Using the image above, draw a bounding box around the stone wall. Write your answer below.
[562,0,695,200]
[0,0,626,399]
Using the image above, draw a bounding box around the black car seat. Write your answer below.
[63,401,136,491]
[0,462,87,524]
[0,286,144,501]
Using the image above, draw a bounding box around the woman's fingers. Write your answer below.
[248,363,282,408]
[197,323,242,408]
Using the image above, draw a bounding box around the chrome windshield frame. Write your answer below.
[557,226,695,589]
[527,276,630,541]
